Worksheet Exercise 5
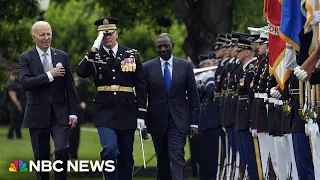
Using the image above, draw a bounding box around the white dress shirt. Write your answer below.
[36,46,54,82]
[160,55,173,77]
[103,43,119,57]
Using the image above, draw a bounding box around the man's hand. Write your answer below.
[190,127,198,137]
[137,118,148,140]
[137,118,146,130]
[49,64,65,77]
[80,102,86,110]
[270,87,282,99]
[69,116,77,129]
[293,66,308,82]
[250,128,258,137]
[91,31,104,52]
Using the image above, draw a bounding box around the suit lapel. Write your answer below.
[153,57,167,95]
[170,57,180,95]
[31,47,45,74]
[51,48,58,67]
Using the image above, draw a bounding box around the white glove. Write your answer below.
[293,66,308,82]
[137,118,146,130]
[92,31,104,50]
[250,128,258,137]
[310,11,320,25]
[309,122,320,137]
[270,87,282,99]
[305,123,311,136]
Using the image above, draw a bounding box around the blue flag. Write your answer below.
[280,0,306,52]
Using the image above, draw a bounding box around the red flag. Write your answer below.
[265,0,289,90]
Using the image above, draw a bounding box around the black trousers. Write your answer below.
[68,122,80,159]
[7,106,22,139]
[152,114,188,180]
[198,128,220,180]
[29,108,70,180]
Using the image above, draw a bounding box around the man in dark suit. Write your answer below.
[143,33,200,180]
[19,21,79,180]
[76,18,147,180]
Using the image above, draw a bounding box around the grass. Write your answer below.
[0,124,192,180]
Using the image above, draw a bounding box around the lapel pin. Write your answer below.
[56,62,63,68]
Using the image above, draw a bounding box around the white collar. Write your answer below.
[36,46,51,57]
[242,57,257,70]
[221,58,229,65]
[229,57,235,63]
[160,55,173,66]
[103,43,119,55]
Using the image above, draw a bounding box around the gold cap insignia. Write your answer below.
[103,19,109,25]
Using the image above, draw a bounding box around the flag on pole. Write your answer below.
[264,0,288,90]
[304,0,319,53]
[280,0,306,52]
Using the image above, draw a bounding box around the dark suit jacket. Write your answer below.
[19,47,79,128]
[143,57,200,134]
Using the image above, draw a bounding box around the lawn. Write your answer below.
[0,124,193,180]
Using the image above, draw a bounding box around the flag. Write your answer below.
[304,0,319,53]
[264,0,288,90]
[280,0,306,52]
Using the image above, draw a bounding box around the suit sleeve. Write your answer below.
[309,68,320,85]
[76,51,95,78]
[18,53,51,91]
[64,55,80,116]
[186,62,200,126]
[134,53,147,119]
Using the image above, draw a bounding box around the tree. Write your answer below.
[96,0,266,65]
[0,0,39,88]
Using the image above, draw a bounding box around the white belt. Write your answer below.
[268,98,283,105]
[255,93,268,101]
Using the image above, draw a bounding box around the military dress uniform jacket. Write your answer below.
[235,58,257,131]
[251,56,269,132]
[76,45,147,130]
[224,58,242,127]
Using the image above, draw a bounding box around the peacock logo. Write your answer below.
[9,160,29,172]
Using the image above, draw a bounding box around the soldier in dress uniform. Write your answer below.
[197,53,221,180]
[213,33,231,178]
[234,37,259,180]
[288,29,316,179]
[249,29,278,179]
[76,18,147,180]
[221,33,241,180]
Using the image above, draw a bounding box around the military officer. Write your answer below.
[213,33,231,178]
[197,53,222,180]
[234,37,258,179]
[221,33,242,180]
[249,29,278,179]
[289,29,316,179]
[76,18,147,180]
